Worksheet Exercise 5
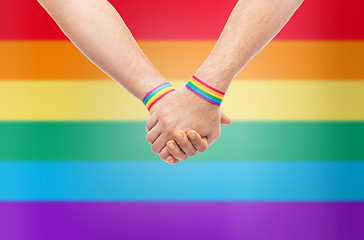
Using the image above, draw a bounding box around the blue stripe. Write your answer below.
[143,83,172,105]
[0,161,363,201]
[186,82,222,104]
[187,81,222,103]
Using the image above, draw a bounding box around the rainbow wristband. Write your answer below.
[143,83,175,111]
[186,75,225,106]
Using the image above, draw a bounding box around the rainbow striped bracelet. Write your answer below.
[143,83,175,111]
[186,75,225,106]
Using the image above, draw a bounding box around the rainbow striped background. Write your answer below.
[1,0,364,239]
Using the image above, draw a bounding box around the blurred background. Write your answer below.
[0,0,363,239]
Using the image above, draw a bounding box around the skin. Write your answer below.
[38,0,303,165]
[149,100,230,165]
[147,0,304,159]
[37,0,229,164]
[37,0,166,100]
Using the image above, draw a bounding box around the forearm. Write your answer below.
[195,0,304,92]
[38,0,166,101]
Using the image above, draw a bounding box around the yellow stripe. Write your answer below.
[1,80,364,121]
[190,78,224,99]
[145,86,174,109]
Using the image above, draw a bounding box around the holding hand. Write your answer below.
[39,0,304,166]
[146,87,221,151]
[149,95,227,165]
[164,130,209,164]
[146,86,231,164]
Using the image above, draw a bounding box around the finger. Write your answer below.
[146,124,161,144]
[173,130,197,156]
[221,111,232,125]
[159,146,170,161]
[146,114,158,132]
[167,140,188,161]
[160,147,179,165]
[166,155,179,165]
[187,130,208,153]
[151,133,169,154]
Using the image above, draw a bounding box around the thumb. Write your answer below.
[220,111,232,125]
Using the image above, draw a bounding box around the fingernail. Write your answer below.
[168,143,175,149]
[189,133,196,140]
[176,133,182,140]
[169,159,174,163]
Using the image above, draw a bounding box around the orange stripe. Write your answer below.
[1,40,363,80]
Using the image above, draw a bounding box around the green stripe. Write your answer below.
[187,81,222,103]
[143,83,172,105]
[0,121,363,161]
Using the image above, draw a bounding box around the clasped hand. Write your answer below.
[146,87,231,165]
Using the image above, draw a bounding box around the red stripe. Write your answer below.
[192,76,225,96]
[147,89,175,111]
[143,83,170,102]
[1,0,364,40]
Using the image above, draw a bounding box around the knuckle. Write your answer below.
[151,144,160,154]
[199,146,207,153]
[180,138,189,146]
[159,150,169,161]
[177,142,187,149]
[167,128,175,136]
[190,139,199,146]
[146,134,153,144]
[160,117,169,126]
[178,137,189,146]
[159,153,168,161]
[173,150,182,158]
[189,150,197,156]
[179,155,188,161]
[169,148,180,157]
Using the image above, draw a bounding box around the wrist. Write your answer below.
[143,82,175,112]
[195,67,233,93]
[183,87,220,112]
[138,74,169,101]
[185,75,226,106]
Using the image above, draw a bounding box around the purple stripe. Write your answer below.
[0,202,363,240]
[142,82,170,102]
[186,85,221,106]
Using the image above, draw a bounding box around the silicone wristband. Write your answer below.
[143,83,175,111]
[186,75,225,106]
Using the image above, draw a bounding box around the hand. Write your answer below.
[165,110,231,162]
[148,95,210,165]
[146,87,231,162]
[153,130,206,165]
[166,130,208,160]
